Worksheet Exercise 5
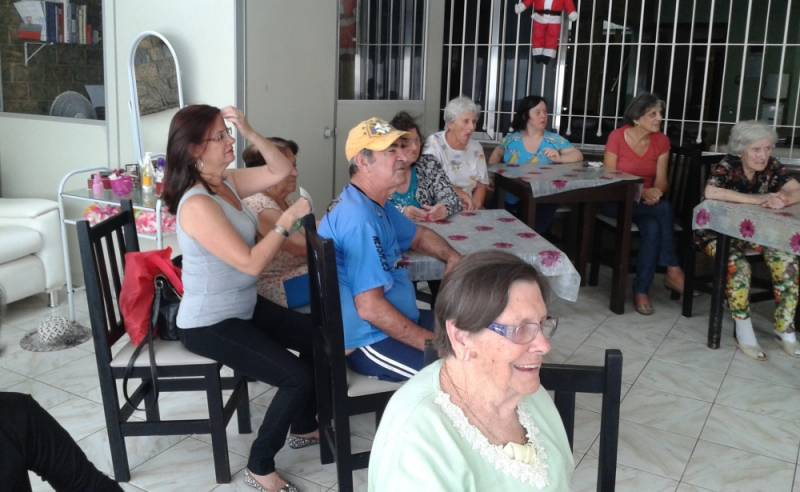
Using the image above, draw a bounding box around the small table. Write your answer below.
[402,209,580,302]
[489,162,642,313]
[693,199,800,348]
[57,167,172,325]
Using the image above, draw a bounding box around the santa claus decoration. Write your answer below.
[515,0,578,64]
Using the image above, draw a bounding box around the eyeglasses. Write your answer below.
[206,127,233,143]
[486,317,558,344]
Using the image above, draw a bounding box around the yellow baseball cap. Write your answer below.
[345,117,408,161]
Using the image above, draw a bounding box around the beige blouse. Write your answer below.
[243,192,308,307]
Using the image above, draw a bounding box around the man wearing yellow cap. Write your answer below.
[318,117,461,381]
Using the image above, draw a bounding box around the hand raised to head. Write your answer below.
[221,106,255,138]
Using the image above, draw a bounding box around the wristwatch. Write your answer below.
[272,224,290,238]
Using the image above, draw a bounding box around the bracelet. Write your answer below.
[272,224,290,238]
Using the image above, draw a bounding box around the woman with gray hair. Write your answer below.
[368,250,572,491]
[422,96,490,210]
[702,120,800,360]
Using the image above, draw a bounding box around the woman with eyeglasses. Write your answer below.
[163,105,314,492]
[369,250,572,492]
[242,137,310,309]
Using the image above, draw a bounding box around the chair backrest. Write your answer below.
[540,349,622,492]
[77,200,140,369]
[666,145,703,223]
[303,214,352,415]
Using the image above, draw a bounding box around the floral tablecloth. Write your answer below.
[693,199,800,254]
[402,209,580,301]
[488,162,642,198]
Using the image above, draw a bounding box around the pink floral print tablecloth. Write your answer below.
[403,209,580,301]
[488,162,642,199]
[693,199,800,254]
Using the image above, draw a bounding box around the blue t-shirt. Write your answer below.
[318,185,419,349]
[500,130,574,165]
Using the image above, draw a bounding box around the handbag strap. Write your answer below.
[122,278,164,410]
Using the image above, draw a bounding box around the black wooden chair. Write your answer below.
[589,145,704,299]
[540,349,622,492]
[77,200,251,483]
[304,214,402,492]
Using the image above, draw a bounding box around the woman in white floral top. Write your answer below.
[242,138,309,308]
[369,251,572,491]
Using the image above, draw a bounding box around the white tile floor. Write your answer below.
[3,274,800,492]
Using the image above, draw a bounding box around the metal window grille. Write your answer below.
[339,0,427,100]
[443,0,800,158]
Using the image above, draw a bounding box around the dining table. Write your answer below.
[402,209,581,302]
[693,199,800,348]
[489,161,642,313]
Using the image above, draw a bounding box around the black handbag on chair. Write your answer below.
[122,273,182,407]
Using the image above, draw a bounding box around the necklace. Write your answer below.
[437,363,550,474]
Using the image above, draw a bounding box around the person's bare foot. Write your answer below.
[665,266,685,294]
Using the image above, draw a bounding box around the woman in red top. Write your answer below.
[604,93,685,315]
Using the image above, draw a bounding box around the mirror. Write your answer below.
[128,31,184,164]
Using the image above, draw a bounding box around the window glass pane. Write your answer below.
[339,0,426,100]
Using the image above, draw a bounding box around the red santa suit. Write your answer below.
[515,0,578,63]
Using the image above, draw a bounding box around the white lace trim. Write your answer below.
[434,390,550,488]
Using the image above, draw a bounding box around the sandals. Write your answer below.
[633,294,654,316]
[774,333,800,358]
[734,336,767,362]
[243,469,299,492]
[287,434,320,449]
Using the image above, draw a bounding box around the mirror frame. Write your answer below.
[127,31,184,164]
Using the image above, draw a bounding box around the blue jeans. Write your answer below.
[632,200,680,294]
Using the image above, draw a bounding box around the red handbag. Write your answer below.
[119,247,183,347]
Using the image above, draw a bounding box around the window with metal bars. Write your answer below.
[443,0,800,158]
[339,0,427,100]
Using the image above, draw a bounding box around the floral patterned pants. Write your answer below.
[704,239,799,333]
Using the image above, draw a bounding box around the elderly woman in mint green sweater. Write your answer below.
[369,251,572,492]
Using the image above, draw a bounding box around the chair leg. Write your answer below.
[682,245,697,318]
[97,375,131,482]
[143,378,160,421]
[589,224,601,286]
[206,366,232,483]
[334,421,355,492]
[235,372,252,434]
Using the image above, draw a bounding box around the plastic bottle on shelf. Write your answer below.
[91,172,104,198]
[154,157,166,196]
[141,152,155,195]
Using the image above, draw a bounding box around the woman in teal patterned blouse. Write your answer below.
[489,96,583,232]
[389,111,463,222]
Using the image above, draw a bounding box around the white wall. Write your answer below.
[0,115,107,199]
[109,0,239,165]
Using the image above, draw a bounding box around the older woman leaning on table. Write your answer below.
[423,96,491,210]
[242,137,309,309]
[700,120,800,361]
[369,251,572,492]
[488,95,583,232]
[604,92,685,316]
[388,111,463,221]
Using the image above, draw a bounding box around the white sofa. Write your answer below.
[0,199,65,305]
